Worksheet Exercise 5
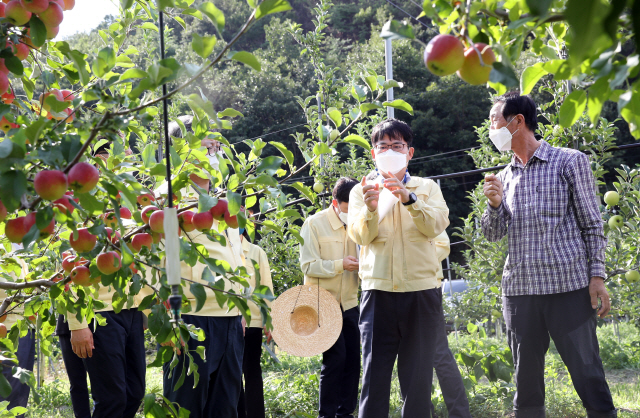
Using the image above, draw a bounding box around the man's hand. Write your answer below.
[483,174,503,208]
[265,329,273,344]
[343,256,359,272]
[241,316,247,336]
[70,328,94,359]
[589,277,610,318]
[160,336,185,355]
[383,172,410,203]
[201,138,221,154]
[361,176,380,212]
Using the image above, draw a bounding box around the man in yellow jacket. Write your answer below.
[348,119,450,418]
[300,177,360,418]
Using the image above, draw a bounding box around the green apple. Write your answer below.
[491,309,502,318]
[313,182,324,193]
[608,215,624,229]
[625,270,640,283]
[604,191,620,207]
[491,157,500,165]
[330,129,339,141]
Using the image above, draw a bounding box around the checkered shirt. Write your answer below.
[481,140,606,296]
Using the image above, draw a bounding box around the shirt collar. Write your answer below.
[511,140,549,168]
[326,206,345,230]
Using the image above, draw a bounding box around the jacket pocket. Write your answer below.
[318,236,344,261]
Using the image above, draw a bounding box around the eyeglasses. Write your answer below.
[374,143,407,152]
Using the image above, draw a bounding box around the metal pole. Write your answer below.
[318,93,326,209]
[437,179,458,343]
[384,38,394,119]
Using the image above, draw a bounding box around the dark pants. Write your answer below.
[82,309,146,418]
[504,287,616,418]
[237,327,266,418]
[164,315,243,418]
[359,289,443,418]
[319,307,361,418]
[431,292,470,418]
[59,334,91,418]
[0,331,35,418]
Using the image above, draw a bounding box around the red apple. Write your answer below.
[38,1,63,27]
[0,323,7,338]
[60,89,75,102]
[62,0,73,10]
[0,200,6,222]
[209,199,228,221]
[69,228,97,252]
[70,265,92,286]
[34,169,68,201]
[53,196,75,214]
[45,24,59,40]
[131,233,152,252]
[104,227,120,244]
[178,211,195,232]
[192,211,213,231]
[68,162,100,193]
[62,256,76,273]
[5,217,27,243]
[102,212,118,229]
[119,207,132,219]
[137,193,155,207]
[0,73,9,96]
[424,34,465,76]
[141,206,159,224]
[12,42,29,60]
[0,314,6,323]
[457,43,496,85]
[20,0,47,13]
[0,59,8,75]
[151,232,162,244]
[149,210,164,233]
[96,251,121,275]
[129,263,138,275]
[1,90,15,104]
[24,212,55,238]
[224,211,239,229]
[0,3,5,17]
[5,0,31,25]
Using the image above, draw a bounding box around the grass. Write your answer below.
[21,323,640,418]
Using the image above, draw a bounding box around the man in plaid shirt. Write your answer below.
[481,92,616,418]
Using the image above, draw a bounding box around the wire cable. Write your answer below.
[229,123,307,145]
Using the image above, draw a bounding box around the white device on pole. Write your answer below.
[385,38,394,119]
[163,207,181,286]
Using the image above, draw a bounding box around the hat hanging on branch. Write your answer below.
[271,284,342,357]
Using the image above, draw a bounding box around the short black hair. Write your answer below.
[371,119,413,148]
[92,141,110,156]
[167,115,194,139]
[332,177,358,204]
[493,91,537,133]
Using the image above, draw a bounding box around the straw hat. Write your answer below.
[271,284,343,357]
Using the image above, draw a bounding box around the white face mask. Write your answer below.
[334,204,349,225]
[207,151,224,170]
[374,149,407,174]
[489,117,518,152]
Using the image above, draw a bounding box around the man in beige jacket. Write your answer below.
[348,119,450,418]
[300,177,360,418]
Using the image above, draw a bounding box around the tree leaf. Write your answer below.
[520,62,548,95]
[255,0,292,21]
[313,143,331,156]
[231,51,261,72]
[290,182,314,202]
[559,90,587,128]
[587,77,611,123]
[565,0,610,63]
[198,194,218,213]
[380,19,415,40]
[29,15,47,47]
[227,191,242,215]
[190,282,206,312]
[191,33,217,59]
[139,22,159,32]
[326,107,342,127]
[199,2,225,33]
[256,156,282,174]
[489,62,519,88]
[526,0,552,16]
[218,108,243,118]
[0,170,27,212]
[382,99,414,115]
[270,141,294,166]
[0,374,12,398]
[119,68,147,81]
[619,90,640,138]
[342,134,371,150]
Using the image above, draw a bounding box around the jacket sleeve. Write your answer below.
[405,181,450,239]
[434,230,451,263]
[347,184,379,246]
[566,152,607,279]
[299,219,344,278]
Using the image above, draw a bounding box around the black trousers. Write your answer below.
[319,307,361,418]
[0,331,35,418]
[237,327,265,418]
[59,333,91,418]
[164,315,243,418]
[82,309,146,418]
[359,289,443,418]
[504,287,616,418]
[431,290,471,418]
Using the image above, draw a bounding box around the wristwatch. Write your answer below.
[402,192,417,206]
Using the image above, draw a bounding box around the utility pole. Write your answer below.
[385,38,394,119]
